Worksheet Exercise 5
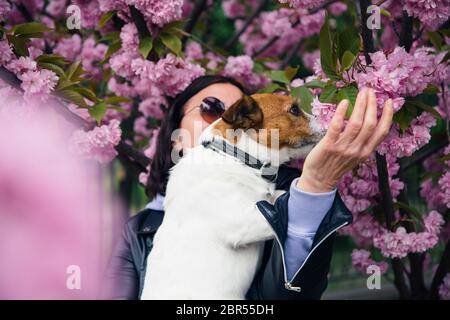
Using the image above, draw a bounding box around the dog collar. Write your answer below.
[201,138,279,183]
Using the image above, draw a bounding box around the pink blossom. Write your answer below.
[54,34,82,61]
[80,38,108,79]
[0,41,14,66]
[438,172,450,208]
[185,41,204,61]
[260,9,294,38]
[7,56,37,74]
[134,116,151,137]
[120,23,139,52]
[222,0,246,18]
[373,211,444,258]
[0,0,11,22]
[69,120,122,164]
[278,0,325,10]
[439,273,450,300]
[139,96,166,119]
[222,55,268,91]
[311,97,336,130]
[127,0,183,26]
[46,0,66,17]
[150,54,206,97]
[351,249,388,274]
[73,0,103,29]
[329,2,347,15]
[404,0,450,30]
[20,69,59,101]
[302,50,319,71]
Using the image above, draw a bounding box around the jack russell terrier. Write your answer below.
[141,93,323,299]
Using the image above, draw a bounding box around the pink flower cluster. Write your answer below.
[351,249,389,274]
[377,112,436,158]
[127,0,183,26]
[354,47,435,113]
[404,0,450,30]
[80,38,108,79]
[69,120,122,164]
[221,55,269,91]
[139,128,160,185]
[0,0,11,22]
[54,34,83,62]
[278,0,325,10]
[373,211,445,258]
[439,273,450,300]
[438,172,450,209]
[1,53,59,102]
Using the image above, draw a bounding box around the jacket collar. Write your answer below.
[139,194,165,234]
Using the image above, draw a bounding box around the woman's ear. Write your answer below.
[221,96,263,130]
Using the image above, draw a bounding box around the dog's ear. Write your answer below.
[221,96,263,130]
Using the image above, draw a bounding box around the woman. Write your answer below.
[104,75,393,299]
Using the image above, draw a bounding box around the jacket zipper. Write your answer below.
[265,219,349,292]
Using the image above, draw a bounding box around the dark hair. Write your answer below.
[146,75,249,198]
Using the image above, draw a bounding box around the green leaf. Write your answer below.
[138,36,153,59]
[57,89,88,108]
[13,22,51,36]
[304,80,327,89]
[98,11,115,28]
[89,102,107,124]
[66,61,84,81]
[153,38,166,58]
[319,84,337,103]
[38,62,66,79]
[428,31,443,51]
[408,100,442,118]
[285,66,299,82]
[265,70,291,84]
[291,86,313,114]
[36,54,69,67]
[393,105,416,132]
[159,32,181,56]
[99,31,120,43]
[104,96,131,104]
[103,41,122,63]
[7,34,29,56]
[336,85,358,118]
[341,50,356,71]
[319,18,338,79]
[108,105,129,114]
[337,26,361,59]
[72,87,98,103]
[258,83,282,93]
[380,8,392,18]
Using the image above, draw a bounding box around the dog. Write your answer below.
[140,93,323,300]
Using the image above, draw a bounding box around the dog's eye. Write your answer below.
[289,104,301,116]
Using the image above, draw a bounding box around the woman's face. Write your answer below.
[177,83,244,150]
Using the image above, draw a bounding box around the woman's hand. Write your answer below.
[297,88,394,193]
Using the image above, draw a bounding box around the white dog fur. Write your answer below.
[140,114,321,300]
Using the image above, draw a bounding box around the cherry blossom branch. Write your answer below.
[251,0,339,58]
[359,0,410,299]
[280,38,303,69]
[0,66,149,176]
[225,0,269,50]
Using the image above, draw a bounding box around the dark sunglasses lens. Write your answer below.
[200,97,225,123]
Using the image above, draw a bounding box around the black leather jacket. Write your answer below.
[102,166,352,299]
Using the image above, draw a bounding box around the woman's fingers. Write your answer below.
[362,99,394,155]
[353,88,378,146]
[341,88,369,141]
[325,99,349,142]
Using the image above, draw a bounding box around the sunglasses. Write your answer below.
[184,96,226,124]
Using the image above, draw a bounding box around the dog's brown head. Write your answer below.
[213,93,323,150]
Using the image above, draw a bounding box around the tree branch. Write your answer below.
[251,0,338,58]
[182,0,209,46]
[359,0,410,299]
[430,239,450,299]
